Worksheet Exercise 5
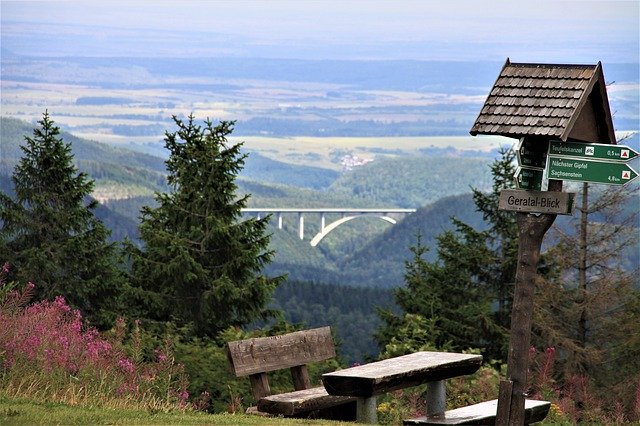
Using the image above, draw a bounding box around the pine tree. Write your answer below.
[376,147,522,361]
[471,147,519,329]
[129,115,283,339]
[377,229,504,359]
[0,111,126,328]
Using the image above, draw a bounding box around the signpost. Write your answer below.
[547,155,638,185]
[473,61,627,426]
[499,189,575,215]
[549,140,639,162]
[517,138,548,168]
[500,139,638,424]
[514,167,544,191]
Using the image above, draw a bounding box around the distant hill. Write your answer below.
[6,117,633,290]
[329,156,492,208]
[241,151,339,190]
[0,117,495,286]
[1,117,342,195]
[0,117,168,203]
[264,193,487,288]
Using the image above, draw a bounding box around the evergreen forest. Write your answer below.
[1,113,639,424]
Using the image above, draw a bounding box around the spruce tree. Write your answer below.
[471,147,519,329]
[130,115,283,339]
[0,111,126,328]
[377,230,504,359]
[376,147,519,361]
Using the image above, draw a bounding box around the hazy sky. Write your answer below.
[1,0,639,62]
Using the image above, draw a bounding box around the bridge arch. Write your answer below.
[309,215,397,247]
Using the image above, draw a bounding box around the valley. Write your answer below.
[2,55,638,364]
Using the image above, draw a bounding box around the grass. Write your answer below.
[0,397,350,426]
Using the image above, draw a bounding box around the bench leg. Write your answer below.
[356,396,377,424]
[426,380,446,417]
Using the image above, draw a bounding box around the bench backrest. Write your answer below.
[227,326,336,400]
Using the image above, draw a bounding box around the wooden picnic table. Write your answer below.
[322,351,483,424]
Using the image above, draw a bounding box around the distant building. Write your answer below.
[341,154,373,171]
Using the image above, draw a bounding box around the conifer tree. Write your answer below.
[376,233,501,358]
[0,111,126,328]
[533,182,639,383]
[471,147,519,329]
[376,147,520,361]
[129,115,283,339]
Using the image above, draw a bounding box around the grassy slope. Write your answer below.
[0,397,347,426]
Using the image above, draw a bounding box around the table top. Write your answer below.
[322,351,482,397]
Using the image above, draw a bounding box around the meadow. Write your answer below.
[0,399,349,426]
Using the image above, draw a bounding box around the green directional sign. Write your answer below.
[547,155,639,185]
[517,139,547,169]
[549,140,639,162]
[514,167,544,191]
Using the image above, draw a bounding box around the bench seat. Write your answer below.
[227,327,356,420]
[257,386,357,416]
[403,399,551,425]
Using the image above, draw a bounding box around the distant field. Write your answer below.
[236,135,512,170]
[2,56,637,168]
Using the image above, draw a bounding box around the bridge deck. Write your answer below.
[242,208,416,213]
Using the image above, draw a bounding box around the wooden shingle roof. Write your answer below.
[470,59,616,143]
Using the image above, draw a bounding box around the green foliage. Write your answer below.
[532,183,640,421]
[376,313,443,358]
[0,112,127,329]
[376,148,523,361]
[329,155,493,208]
[129,115,284,339]
[271,281,396,363]
[377,234,504,360]
[470,146,519,329]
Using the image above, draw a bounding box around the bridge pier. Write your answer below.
[298,213,304,240]
[278,213,283,230]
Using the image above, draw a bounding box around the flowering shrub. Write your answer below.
[0,264,190,411]
[527,346,640,423]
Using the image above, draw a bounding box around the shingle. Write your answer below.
[470,61,599,138]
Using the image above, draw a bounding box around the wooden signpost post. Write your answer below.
[496,141,637,424]
[497,152,570,424]
[470,60,631,425]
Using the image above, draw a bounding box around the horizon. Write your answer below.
[1,0,638,63]
[1,0,638,152]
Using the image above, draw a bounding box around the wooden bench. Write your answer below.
[403,398,551,425]
[227,326,357,419]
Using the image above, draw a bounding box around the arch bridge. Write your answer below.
[241,208,416,247]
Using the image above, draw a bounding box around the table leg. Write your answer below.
[356,396,377,424]
[426,380,446,417]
